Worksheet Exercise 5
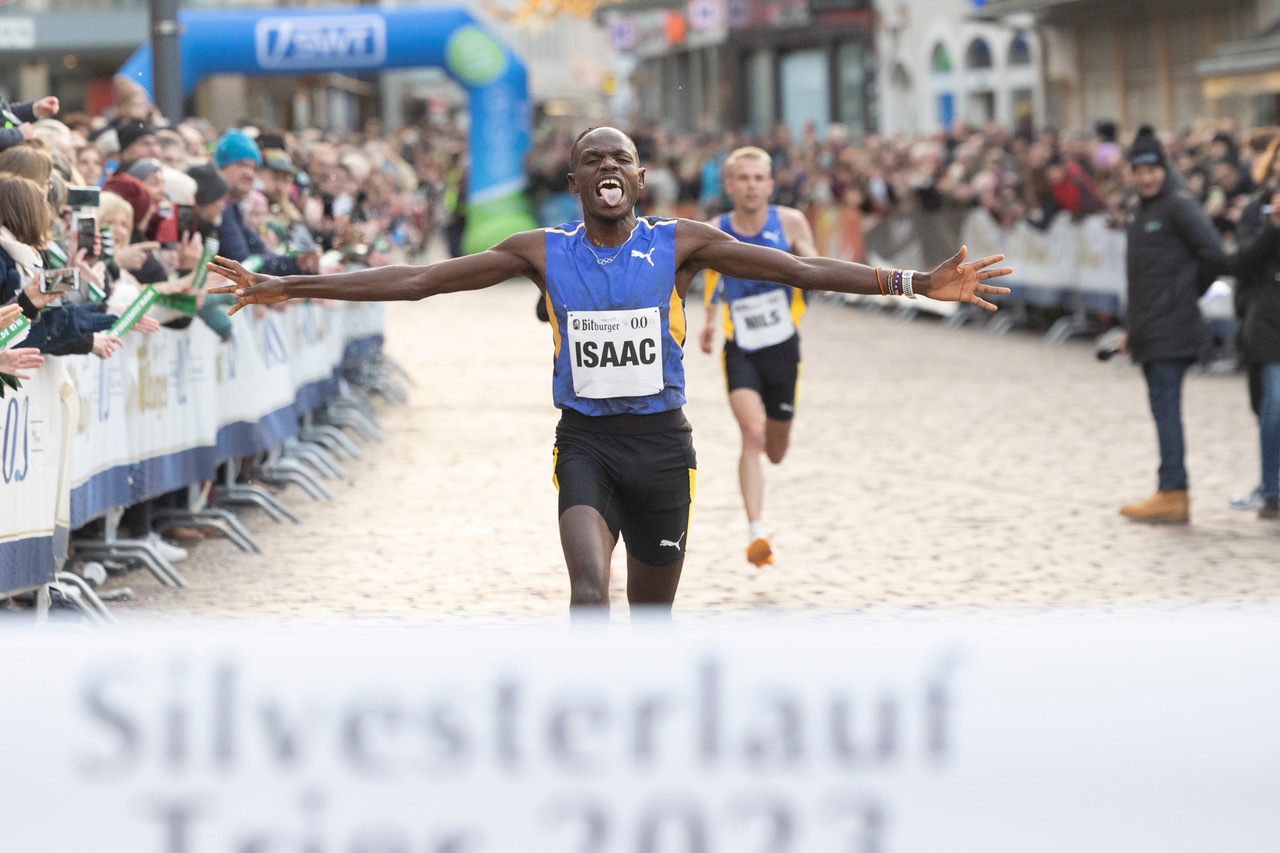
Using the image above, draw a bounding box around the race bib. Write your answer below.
[567,307,663,399]
[729,289,795,351]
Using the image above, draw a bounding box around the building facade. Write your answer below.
[610,0,877,137]
[606,0,1045,138]
[980,0,1280,133]
[877,0,1043,135]
[0,0,614,130]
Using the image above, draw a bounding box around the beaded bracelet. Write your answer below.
[891,269,904,296]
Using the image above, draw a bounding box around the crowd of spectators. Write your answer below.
[1,76,466,395]
[1,76,467,561]
[527,115,1278,252]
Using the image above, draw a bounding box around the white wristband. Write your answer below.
[902,269,917,299]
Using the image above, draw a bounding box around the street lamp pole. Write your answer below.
[149,0,184,122]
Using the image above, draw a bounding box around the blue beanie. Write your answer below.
[215,130,262,169]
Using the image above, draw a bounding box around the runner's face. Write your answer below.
[569,130,644,222]
[726,157,774,214]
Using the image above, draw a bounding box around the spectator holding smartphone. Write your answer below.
[0,174,120,357]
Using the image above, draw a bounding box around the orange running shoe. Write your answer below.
[746,537,773,566]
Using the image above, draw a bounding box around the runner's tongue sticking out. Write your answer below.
[600,186,623,207]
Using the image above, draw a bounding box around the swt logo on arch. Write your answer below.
[255,15,387,70]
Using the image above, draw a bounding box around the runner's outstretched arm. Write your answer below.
[680,221,1013,310]
[206,231,542,315]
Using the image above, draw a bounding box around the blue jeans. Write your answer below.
[1142,359,1193,492]
[1260,363,1280,501]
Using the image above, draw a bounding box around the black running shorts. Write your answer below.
[723,334,801,421]
[553,407,697,567]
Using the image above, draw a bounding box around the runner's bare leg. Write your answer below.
[626,552,684,613]
[560,505,615,614]
[730,388,768,521]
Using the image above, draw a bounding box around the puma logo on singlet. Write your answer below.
[631,247,657,266]
[659,532,686,551]
[762,229,781,243]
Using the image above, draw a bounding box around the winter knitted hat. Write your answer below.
[187,163,229,206]
[1128,126,1165,169]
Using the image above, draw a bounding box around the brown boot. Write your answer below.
[1120,490,1189,524]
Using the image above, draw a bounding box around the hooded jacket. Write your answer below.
[1124,171,1230,363]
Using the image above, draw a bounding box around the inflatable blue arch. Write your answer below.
[120,5,537,253]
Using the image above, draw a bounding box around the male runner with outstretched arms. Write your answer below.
[208,126,1012,615]
[700,146,817,567]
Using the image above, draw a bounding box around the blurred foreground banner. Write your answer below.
[2,613,1278,852]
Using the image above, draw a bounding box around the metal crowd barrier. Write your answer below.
[0,299,401,612]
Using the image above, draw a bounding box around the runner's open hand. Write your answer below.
[922,246,1012,311]
[206,255,289,315]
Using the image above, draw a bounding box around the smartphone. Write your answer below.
[39,268,81,294]
[75,213,98,260]
[65,185,101,209]
[176,204,195,238]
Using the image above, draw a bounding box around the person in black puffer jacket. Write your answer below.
[1118,127,1232,525]
[1231,137,1280,520]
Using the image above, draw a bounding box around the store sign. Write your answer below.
[1,615,1279,852]
[254,14,387,70]
[0,17,36,50]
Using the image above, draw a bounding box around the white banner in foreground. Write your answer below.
[2,614,1278,852]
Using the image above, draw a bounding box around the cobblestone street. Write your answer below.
[112,283,1280,621]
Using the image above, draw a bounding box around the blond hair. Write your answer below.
[98,191,134,232]
[723,146,773,179]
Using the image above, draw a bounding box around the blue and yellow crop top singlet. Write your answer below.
[543,218,687,417]
[704,206,807,352]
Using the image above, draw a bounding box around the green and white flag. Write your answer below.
[189,237,220,290]
[108,286,158,336]
[0,313,31,352]
[152,293,199,316]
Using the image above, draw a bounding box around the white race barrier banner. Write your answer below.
[2,302,385,596]
[958,210,1128,311]
[0,366,72,593]
[0,614,1277,851]
[215,310,300,459]
[128,324,222,501]
[67,352,134,525]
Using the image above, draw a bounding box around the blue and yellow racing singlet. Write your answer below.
[705,206,806,352]
[543,218,688,416]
